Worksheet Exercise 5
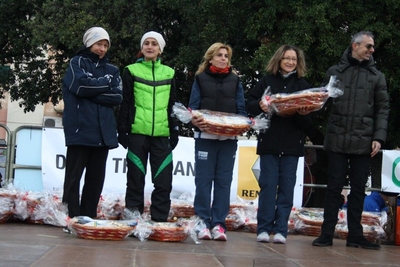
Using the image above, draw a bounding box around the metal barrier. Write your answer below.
[8,126,42,190]
[0,123,12,185]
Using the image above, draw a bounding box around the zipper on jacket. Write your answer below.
[151,61,156,136]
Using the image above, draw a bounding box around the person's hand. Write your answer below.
[104,74,113,83]
[259,99,270,113]
[191,115,209,132]
[169,130,179,150]
[118,133,129,149]
[371,141,381,157]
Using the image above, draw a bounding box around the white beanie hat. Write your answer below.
[83,27,110,48]
[140,31,166,53]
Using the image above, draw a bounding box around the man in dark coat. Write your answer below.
[312,31,389,250]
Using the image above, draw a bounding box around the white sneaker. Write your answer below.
[198,228,211,240]
[211,225,227,241]
[257,232,270,243]
[273,233,286,244]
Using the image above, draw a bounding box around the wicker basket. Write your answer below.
[0,212,13,224]
[245,220,257,233]
[170,204,195,218]
[361,212,382,226]
[296,224,321,237]
[0,191,18,199]
[270,91,328,116]
[295,208,324,226]
[71,220,136,241]
[336,229,377,242]
[206,124,250,136]
[225,218,245,231]
[25,218,45,225]
[148,222,187,242]
[229,203,257,214]
[192,110,251,137]
[0,192,15,223]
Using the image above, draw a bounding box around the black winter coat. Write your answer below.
[62,48,123,149]
[323,47,389,155]
[246,72,312,156]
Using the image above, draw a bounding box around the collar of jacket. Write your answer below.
[279,70,297,79]
[204,66,232,79]
[76,47,109,65]
[136,57,161,65]
[337,47,378,75]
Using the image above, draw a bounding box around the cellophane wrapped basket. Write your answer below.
[269,90,329,116]
[225,215,245,231]
[12,191,44,224]
[295,208,325,226]
[295,222,321,237]
[70,216,136,241]
[169,193,195,218]
[263,75,343,117]
[147,222,188,242]
[336,224,384,242]
[191,110,251,136]
[172,103,270,134]
[169,203,195,218]
[0,189,17,223]
[244,219,257,233]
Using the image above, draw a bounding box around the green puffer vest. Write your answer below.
[126,59,175,137]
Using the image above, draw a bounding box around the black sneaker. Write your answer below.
[312,234,333,247]
[63,227,71,234]
[346,237,381,250]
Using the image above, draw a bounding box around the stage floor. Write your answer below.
[0,222,399,267]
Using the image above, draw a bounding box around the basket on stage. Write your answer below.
[69,216,136,241]
[169,203,195,218]
[336,224,385,242]
[0,188,16,223]
[147,221,188,242]
[295,208,325,226]
[0,211,13,223]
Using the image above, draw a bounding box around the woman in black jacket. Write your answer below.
[246,45,313,244]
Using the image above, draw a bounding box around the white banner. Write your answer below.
[381,150,400,193]
[41,128,304,206]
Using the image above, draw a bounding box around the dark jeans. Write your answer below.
[193,138,237,230]
[257,154,298,237]
[62,145,109,218]
[321,152,370,239]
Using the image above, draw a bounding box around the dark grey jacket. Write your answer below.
[323,47,389,155]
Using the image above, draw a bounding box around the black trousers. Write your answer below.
[62,145,109,218]
[320,152,370,239]
[125,134,173,222]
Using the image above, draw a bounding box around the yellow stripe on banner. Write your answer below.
[237,146,260,200]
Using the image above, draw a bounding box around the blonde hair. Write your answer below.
[195,43,234,75]
[266,45,307,77]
